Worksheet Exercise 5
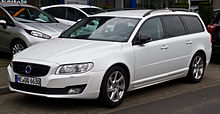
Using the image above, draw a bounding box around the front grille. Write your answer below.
[10,82,87,95]
[12,62,50,77]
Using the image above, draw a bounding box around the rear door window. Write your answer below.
[44,7,66,19]
[67,8,86,21]
[181,16,204,34]
[162,16,186,37]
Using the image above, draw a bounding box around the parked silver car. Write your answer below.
[0,2,69,55]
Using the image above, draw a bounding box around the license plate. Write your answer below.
[15,75,41,86]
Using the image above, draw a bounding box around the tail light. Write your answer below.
[207,24,216,32]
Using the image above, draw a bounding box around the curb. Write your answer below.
[0,86,11,95]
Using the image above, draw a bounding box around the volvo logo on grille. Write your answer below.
[25,65,32,74]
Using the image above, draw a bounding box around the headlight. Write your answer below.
[55,63,94,75]
[25,30,51,39]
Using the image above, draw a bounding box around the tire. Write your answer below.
[185,52,206,83]
[10,40,27,55]
[98,66,129,107]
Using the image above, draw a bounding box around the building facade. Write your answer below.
[213,0,220,9]
[0,0,217,9]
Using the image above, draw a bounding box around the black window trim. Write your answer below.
[132,14,205,46]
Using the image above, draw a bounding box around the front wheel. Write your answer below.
[10,40,27,55]
[185,52,205,83]
[98,66,129,107]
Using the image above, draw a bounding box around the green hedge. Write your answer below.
[199,2,214,25]
[174,2,189,9]
[100,6,113,9]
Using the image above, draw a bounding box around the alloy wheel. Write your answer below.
[192,56,204,80]
[12,43,25,55]
[107,71,126,103]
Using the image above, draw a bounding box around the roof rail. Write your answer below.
[143,8,190,17]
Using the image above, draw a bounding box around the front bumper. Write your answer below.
[8,65,105,99]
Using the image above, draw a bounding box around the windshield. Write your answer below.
[4,6,58,23]
[60,17,140,42]
[80,8,105,15]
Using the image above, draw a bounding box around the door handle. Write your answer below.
[161,45,168,50]
[186,40,192,45]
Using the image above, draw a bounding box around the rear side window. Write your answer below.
[67,8,86,21]
[162,16,186,37]
[181,16,204,34]
[44,7,66,19]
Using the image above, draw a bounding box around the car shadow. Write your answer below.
[9,78,185,112]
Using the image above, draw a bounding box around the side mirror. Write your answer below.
[0,20,7,29]
[136,34,152,45]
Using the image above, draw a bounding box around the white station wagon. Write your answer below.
[8,9,212,107]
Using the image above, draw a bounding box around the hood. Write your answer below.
[15,38,122,64]
[20,23,69,38]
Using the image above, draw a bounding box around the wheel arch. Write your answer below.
[10,38,27,48]
[107,63,131,87]
[9,38,28,54]
[194,50,207,67]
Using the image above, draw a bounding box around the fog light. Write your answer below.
[67,85,86,94]
[68,88,82,94]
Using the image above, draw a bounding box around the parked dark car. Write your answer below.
[207,12,220,53]
[214,9,220,18]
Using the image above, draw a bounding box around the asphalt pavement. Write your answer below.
[111,85,220,114]
[0,52,11,94]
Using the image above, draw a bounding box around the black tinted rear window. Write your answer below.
[162,16,186,37]
[44,7,66,19]
[181,16,204,34]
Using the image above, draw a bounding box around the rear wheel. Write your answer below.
[186,52,205,83]
[10,40,27,55]
[98,66,128,107]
